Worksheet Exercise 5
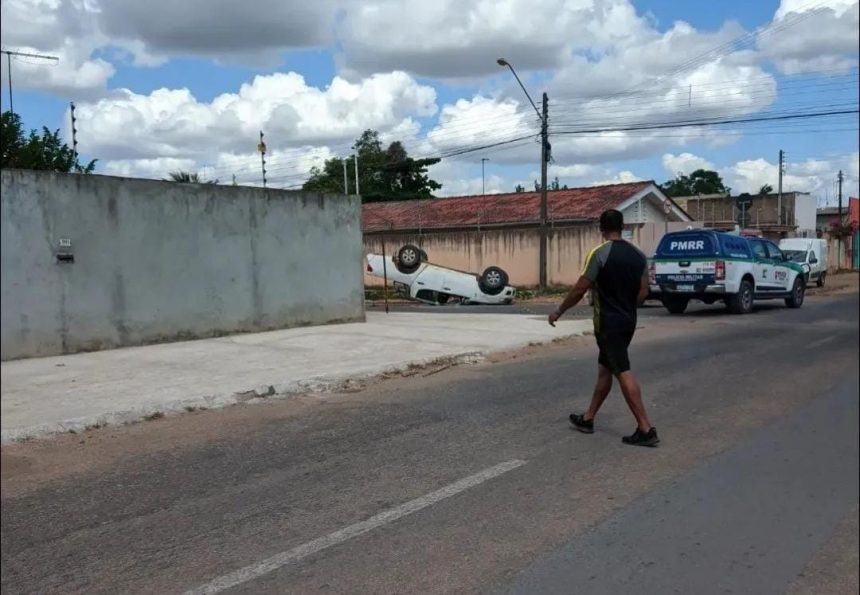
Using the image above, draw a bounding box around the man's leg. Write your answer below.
[584,364,613,420]
[570,343,614,433]
[604,328,656,437]
[616,371,653,432]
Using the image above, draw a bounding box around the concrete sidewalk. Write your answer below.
[1,312,591,442]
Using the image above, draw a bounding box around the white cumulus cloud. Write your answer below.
[74,71,437,166]
[759,0,859,74]
[662,153,716,177]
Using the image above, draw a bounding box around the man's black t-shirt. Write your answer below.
[582,239,647,334]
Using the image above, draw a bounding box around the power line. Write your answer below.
[551,108,860,135]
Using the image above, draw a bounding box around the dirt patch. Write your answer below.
[0,394,330,497]
[806,271,859,297]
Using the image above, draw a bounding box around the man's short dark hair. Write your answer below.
[599,209,624,233]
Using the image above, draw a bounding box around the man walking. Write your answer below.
[548,209,658,446]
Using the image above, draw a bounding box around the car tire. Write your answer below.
[662,297,689,315]
[395,244,423,274]
[436,293,450,305]
[727,279,754,314]
[816,272,826,288]
[479,266,509,295]
[785,277,805,308]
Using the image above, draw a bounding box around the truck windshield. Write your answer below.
[783,250,806,263]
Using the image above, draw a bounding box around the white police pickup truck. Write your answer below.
[366,244,516,305]
[650,229,806,314]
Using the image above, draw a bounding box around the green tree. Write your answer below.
[759,184,774,195]
[164,170,218,184]
[514,183,525,192]
[660,169,730,197]
[1,111,96,173]
[303,129,441,202]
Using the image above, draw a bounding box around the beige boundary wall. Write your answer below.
[364,221,698,287]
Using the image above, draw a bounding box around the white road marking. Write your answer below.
[807,336,838,349]
[183,459,527,595]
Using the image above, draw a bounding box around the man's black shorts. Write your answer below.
[596,327,635,375]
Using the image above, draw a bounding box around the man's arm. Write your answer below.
[549,243,605,326]
[548,276,592,326]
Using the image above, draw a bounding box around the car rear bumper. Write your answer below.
[656,284,728,297]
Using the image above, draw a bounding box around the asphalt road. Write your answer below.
[2,292,858,594]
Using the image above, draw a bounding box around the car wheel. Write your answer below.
[816,272,826,288]
[436,293,450,305]
[395,244,423,274]
[479,266,509,295]
[727,279,754,314]
[662,297,688,314]
[785,277,805,308]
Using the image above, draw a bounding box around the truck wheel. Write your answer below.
[479,266,509,295]
[785,277,805,308]
[816,272,826,288]
[663,297,689,314]
[395,244,423,274]
[727,279,754,314]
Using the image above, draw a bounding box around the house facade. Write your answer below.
[674,191,815,239]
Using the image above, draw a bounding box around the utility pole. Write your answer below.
[837,169,844,223]
[257,131,267,188]
[837,169,844,269]
[343,159,348,194]
[539,92,549,290]
[777,149,784,225]
[354,153,360,196]
[69,101,78,168]
[497,58,550,290]
[1,50,59,113]
[481,158,489,195]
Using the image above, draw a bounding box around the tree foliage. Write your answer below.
[660,169,730,197]
[164,170,218,184]
[303,129,441,202]
[1,111,96,173]
[531,177,568,191]
[758,184,774,195]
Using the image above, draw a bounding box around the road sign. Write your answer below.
[736,193,753,211]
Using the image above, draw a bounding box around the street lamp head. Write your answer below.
[496,58,509,67]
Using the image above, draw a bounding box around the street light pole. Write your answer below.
[498,58,549,289]
[1,49,59,113]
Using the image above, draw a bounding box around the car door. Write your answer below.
[748,239,778,291]
[765,241,793,291]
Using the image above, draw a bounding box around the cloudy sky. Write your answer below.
[2,0,858,202]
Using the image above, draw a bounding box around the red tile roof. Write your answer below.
[363,181,656,231]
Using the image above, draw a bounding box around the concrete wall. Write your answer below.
[364,222,697,287]
[794,194,817,235]
[1,169,364,360]
[825,233,857,271]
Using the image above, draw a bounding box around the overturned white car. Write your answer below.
[366,244,516,305]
